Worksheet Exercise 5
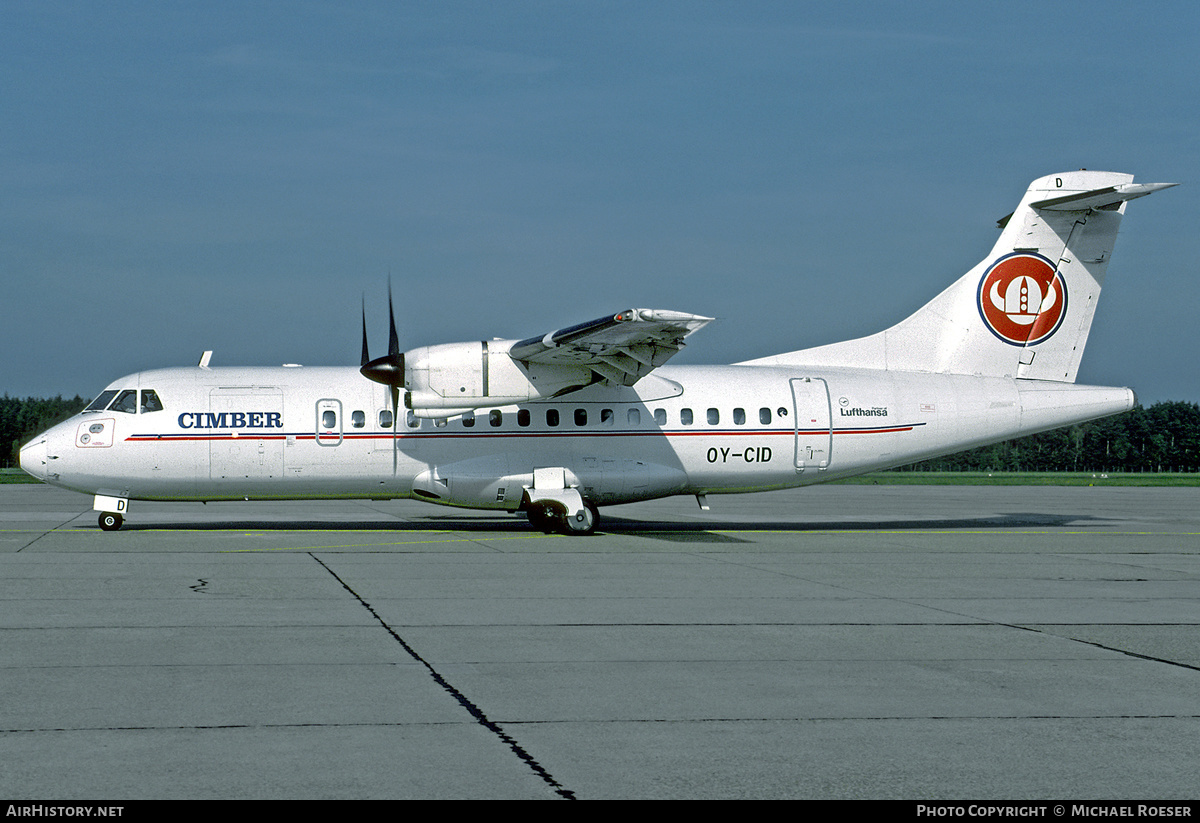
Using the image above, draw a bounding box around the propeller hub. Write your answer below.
[360,354,404,387]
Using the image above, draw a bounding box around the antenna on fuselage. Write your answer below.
[198,351,213,370]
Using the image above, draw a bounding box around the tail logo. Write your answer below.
[978,252,1067,346]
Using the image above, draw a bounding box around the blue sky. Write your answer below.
[3,1,1197,402]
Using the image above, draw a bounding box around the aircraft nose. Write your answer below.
[19,435,49,480]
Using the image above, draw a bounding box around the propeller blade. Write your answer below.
[360,282,405,387]
[358,283,406,475]
[387,278,400,358]
[360,297,370,368]
[391,385,400,475]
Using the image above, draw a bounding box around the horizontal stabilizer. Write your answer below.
[997,181,1177,228]
[1031,182,1178,212]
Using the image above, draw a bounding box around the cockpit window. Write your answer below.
[85,390,119,412]
[85,389,164,413]
[110,390,138,414]
[141,390,163,413]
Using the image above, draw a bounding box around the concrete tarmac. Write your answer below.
[2,483,1198,800]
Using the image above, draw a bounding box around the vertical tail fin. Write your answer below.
[753,171,1176,382]
[968,171,1175,381]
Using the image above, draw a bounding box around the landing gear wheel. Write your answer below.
[565,502,599,536]
[526,506,558,534]
[98,512,124,531]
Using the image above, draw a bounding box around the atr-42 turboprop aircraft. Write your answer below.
[20,171,1176,534]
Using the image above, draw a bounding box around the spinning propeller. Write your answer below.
[360,282,405,473]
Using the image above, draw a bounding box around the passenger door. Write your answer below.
[790,377,832,472]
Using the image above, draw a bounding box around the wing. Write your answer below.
[507,309,714,386]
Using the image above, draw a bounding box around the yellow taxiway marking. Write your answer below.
[220,532,555,552]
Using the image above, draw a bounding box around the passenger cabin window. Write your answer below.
[462,411,476,427]
[321,410,337,429]
[760,407,772,425]
[111,390,138,414]
[733,408,746,425]
[351,410,366,428]
[574,408,587,426]
[601,408,614,427]
[490,410,503,427]
[707,408,719,425]
[680,408,693,425]
[546,409,560,427]
[517,409,531,427]
[628,408,641,426]
[379,410,394,429]
[406,411,420,429]
[654,408,667,426]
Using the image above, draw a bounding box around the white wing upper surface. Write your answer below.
[508,309,713,386]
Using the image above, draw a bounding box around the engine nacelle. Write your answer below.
[404,340,594,416]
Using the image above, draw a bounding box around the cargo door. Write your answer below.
[209,388,285,480]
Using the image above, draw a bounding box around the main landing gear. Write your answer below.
[524,499,600,536]
[520,469,599,535]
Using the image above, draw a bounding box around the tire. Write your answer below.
[564,502,599,536]
[98,512,123,531]
[526,506,558,533]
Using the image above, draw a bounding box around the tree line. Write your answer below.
[4,395,1198,473]
[2,395,89,468]
[899,400,1200,473]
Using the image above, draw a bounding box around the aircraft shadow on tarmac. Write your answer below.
[106,511,1108,536]
[601,512,1117,542]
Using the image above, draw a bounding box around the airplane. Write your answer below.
[19,170,1176,534]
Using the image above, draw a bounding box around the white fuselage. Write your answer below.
[21,362,1135,510]
[18,170,1169,531]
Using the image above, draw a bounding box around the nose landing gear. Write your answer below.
[93,495,128,531]
[98,512,124,531]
